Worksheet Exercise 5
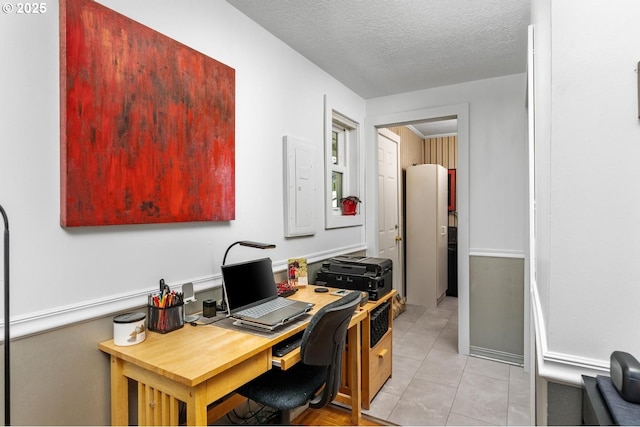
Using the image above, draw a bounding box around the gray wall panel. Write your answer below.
[470,256,524,362]
[547,381,583,425]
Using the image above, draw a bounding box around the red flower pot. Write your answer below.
[341,198,358,215]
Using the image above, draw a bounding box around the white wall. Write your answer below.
[366,74,528,254]
[532,0,640,383]
[0,0,366,337]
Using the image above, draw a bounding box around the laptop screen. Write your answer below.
[221,257,278,314]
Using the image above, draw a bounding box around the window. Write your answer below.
[331,123,347,210]
[324,105,363,229]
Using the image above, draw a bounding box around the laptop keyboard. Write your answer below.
[236,297,295,318]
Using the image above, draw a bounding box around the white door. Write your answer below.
[377,128,403,297]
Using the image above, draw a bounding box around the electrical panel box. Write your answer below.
[283,136,316,237]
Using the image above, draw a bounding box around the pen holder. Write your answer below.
[147,303,184,333]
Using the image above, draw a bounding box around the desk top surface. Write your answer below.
[99,285,393,387]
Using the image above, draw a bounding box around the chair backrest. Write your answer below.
[300,290,361,408]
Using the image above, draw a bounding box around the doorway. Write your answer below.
[386,120,458,297]
[368,103,470,356]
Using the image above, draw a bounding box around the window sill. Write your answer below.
[325,212,364,229]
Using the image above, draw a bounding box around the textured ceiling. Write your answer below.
[227,0,531,99]
[410,119,458,138]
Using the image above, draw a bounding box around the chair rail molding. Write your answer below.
[1,244,366,340]
[531,281,609,386]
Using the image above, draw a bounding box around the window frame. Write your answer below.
[331,122,348,212]
[324,97,364,229]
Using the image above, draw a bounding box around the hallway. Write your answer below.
[363,298,531,425]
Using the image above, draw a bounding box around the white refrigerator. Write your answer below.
[405,164,448,309]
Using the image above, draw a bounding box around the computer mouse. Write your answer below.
[314,287,329,293]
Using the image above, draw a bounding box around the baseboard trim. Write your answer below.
[470,346,524,366]
[2,244,366,340]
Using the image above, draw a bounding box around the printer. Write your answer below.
[315,256,392,300]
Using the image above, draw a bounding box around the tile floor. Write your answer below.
[362,297,531,426]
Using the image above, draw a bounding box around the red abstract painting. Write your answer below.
[60,0,235,226]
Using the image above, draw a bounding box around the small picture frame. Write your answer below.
[448,169,457,212]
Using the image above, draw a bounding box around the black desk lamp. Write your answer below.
[222,241,276,266]
[220,241,276,311]
[1,205,9,426]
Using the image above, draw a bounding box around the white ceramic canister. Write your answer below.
[113,312,146,346]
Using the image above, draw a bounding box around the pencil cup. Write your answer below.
[147,303,184,333]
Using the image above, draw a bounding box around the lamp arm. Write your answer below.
[1,204,10,427]
[219,241,242,313]
[0,206,7,231]
[222,241,242,266]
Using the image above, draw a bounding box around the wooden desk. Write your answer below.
[99,286,366,426]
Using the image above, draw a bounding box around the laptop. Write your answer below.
[221,257,314,330]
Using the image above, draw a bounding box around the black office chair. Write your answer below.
[237,291,361,417]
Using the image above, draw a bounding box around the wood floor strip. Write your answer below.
[292,404,392,426]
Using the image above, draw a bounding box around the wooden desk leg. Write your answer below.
[348,323,362,425]
[185,383,209,426]
[110,355,128,426]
